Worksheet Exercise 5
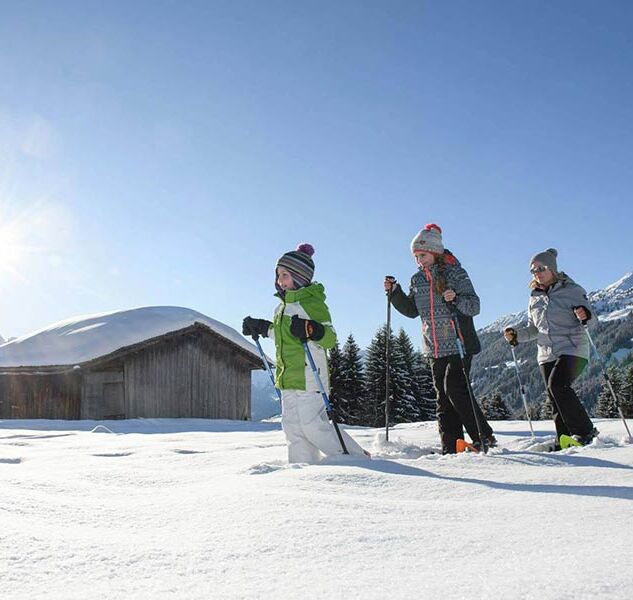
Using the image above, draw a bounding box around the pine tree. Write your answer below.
[621,363,633,418]
[596,365,623,418]
[484,391,511,420]
[327,342,346,423]
[362,325,390,427]
[339,334,366,425]
[480,395,490,417]
[413,351,436,421]
[538,392,553,420]
[391,329,422,422]
[363,324,422,426]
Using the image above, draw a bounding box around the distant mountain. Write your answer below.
[0,333,5,345]
[472,271,633,417]
[481,272,633,334]
[251,369,281,421]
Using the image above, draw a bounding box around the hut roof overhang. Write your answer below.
[0,306,268,374]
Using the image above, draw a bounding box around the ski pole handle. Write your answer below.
[384,275,396,296]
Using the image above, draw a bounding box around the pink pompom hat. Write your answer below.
[410,223,444,256]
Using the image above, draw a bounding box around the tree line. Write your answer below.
[326,323,633,425]
[327,325,516,426]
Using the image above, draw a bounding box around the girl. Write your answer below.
[385,224,495,454]
[243,243,368,464]
[504,248,597,447]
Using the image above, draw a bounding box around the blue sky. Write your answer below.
[1,0,632,353]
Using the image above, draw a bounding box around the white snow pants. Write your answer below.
[281,389,367,464]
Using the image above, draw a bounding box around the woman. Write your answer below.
[385,223,495,454]
[504,248,598,447]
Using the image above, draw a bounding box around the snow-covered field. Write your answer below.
[1,418,632,600]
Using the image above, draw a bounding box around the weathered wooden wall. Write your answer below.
[81,371,125,419]
[0,373,81,419]
[124,334,251,419]
[0,329,254,420]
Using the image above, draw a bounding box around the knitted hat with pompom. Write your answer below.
[276,243,315,290]
[410,223,444,255]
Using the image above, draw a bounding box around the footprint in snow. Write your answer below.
[91,452,133,458]
[246,461,303,475]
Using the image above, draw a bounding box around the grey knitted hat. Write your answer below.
[411,223,444,255]
[530,248,558,273]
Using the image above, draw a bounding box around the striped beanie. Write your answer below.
[411,223,444,255]
[276,243,315,290]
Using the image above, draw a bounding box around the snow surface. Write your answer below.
[0,306,262,368]
[1,418,632,599]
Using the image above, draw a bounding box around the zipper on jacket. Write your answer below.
[424,267,440,358]
[278,301,286,388]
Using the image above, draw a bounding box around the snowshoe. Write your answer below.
[456,438,479,453]
[560,428,599,449]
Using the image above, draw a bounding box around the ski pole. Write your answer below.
[510,346,535,437]
[584,325,632,441]
[252,335,282,403]
[385,276,395,441]
[448,306,488,453]
[302,342,349,454]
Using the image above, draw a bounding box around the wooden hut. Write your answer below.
[0,307,264,420]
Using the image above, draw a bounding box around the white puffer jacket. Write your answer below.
[517,273,591,364]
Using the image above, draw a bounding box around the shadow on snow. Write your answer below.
[361,458,633,501]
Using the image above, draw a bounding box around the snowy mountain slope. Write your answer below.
[0,306,262,368]
[251,369,281,420]
[0,333,4,345]
[589,271,633,322]
[1,418,631,599]
[481,270,633,334]
[473,271,633,415]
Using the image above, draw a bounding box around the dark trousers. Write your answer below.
[431,354,493,453]
[539,355,593,438]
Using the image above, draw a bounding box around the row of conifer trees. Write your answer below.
[326,326,633,426]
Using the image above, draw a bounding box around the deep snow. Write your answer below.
[1,418,632,600]
[0,306,263,367]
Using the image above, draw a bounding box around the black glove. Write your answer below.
[385,275,397,295]
[504,327,518,347]
[242,316,272,338]
[290,315,325,342]
[573,305,592,325]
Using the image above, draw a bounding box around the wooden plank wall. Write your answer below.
[0,373,81,419]
[190,335,251,420]
[124,334,252,419]
[81,371,125,419]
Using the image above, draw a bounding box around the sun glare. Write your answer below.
[0,219,30,279]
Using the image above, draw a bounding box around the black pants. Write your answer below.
[431,354,493,453]
[539,355,593,438]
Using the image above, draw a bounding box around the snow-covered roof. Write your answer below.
[0,306,264,368]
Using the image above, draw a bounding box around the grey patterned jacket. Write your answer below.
[516,273,591,364]
[390,255,481,359]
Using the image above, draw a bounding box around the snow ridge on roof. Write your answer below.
[0,306,262,368]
